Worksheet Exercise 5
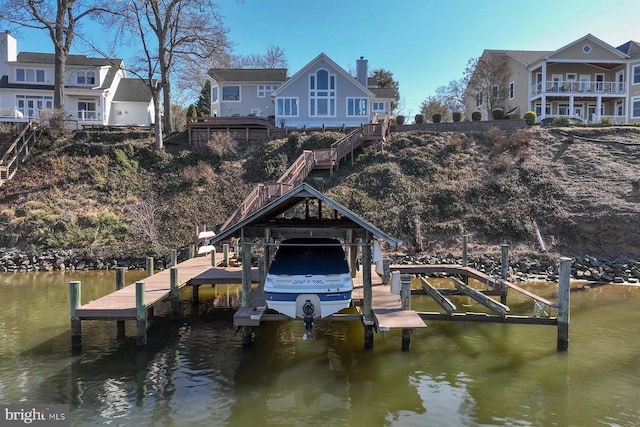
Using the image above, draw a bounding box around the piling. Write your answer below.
[188,243,195,259]
[116,268,126,338]
[210,247,217,266]
[170,249,177,267]
[136,281,146,346]
[500,244,509,304]
[557,257,571,351]
[70,281,82,349]
[146,257,154,277]
[401,274,412,350]
[170,267,179,321]
[363,232,374,348]
[223,244,230,267]
[241,240,253,345]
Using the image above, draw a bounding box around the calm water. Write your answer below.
[1,270,639,426]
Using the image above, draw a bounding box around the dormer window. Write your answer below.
[77,71,96,85]
[17,68,45,83]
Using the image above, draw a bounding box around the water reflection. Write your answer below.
[0,271,639,426]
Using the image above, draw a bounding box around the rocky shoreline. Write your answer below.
[0,247,638,285]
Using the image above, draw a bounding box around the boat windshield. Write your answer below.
[268,238,349,276]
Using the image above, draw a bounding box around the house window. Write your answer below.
[632,97,640,118]
[16,68,45,83]
[212,86,218,103]
[258,85,278,97]
[509,81,514,99]
[309,69,335,116]
[347,98,368,116]
[595,74,604,92]
[222,86,240,101]
[77,71,96,85]
[535,103,550,117]
[633,65,640,85]
[372,102,385,112]
[77,100,97,120]
[558,103,570,115]
[277,98,298,116]
[16,94,52,118]
[492,85,499,99]
[476,91,483,107]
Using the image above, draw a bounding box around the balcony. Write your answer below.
[531,81,626,97]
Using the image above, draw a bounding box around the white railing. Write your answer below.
[531,81,627,96]
[0,108,102,122]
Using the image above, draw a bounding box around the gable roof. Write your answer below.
[271,53,374,98]
[16,52,123,68]
[544,33,629,61]
[369,87,396,100]
[210,183,402,247]
[207,68,288,83]
[617,40,640,59]
[112,78,153,103]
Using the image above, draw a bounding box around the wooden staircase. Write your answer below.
[219,123,386,231]
[0,121,38,186]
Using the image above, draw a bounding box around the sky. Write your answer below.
[8,0,640,115]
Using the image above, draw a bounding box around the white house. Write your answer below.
[207,53,394,128]
[0,31,154,126]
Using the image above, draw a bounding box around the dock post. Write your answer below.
[70,280,82,349]
[382,258,391,285]
[242,239,253,345]
[557,257,571,352]
[210,247,217,266]
[223,244,230,267]
[170,249,177,267]
[146,257,154,277]
[136,281,147,346]
[170,267,179,321]
[401,274,412,351]
[500,244,509,304]
[363,232,374,348]
[116,267,126,338]
[188,243,195,259]
[462,235,469,285]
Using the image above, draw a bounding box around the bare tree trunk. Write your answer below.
[152,92,163,150]
[163,79,173,133]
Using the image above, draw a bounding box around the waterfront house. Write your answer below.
[207,53,394,128]
[466,34,640,124]
[0,31,154,126]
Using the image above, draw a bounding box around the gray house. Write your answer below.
[207,53,393,128]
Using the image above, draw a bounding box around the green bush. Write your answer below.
[492,108,504,120]
[187,104,198,118]
[524,111,537,125]
[432,113,442,123]
[553,116,570,126]
[414,114,424,124]
[396,115,405,125]
[471,111,482,121]
[452,112,462,122]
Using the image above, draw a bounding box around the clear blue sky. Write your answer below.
[10,0,640,115]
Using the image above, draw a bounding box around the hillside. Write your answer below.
[0,125,638,261]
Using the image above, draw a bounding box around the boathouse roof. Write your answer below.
[210,183,402,247]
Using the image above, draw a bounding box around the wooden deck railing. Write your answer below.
[0,121,38,186]
[219,123,383,231]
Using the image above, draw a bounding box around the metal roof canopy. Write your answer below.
[210,183,402,247]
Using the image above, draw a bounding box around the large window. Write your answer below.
[347,98,368,117]
[16,68,45,83]
[535,103,551,117]
[258,85,278,97]
[277,98,298,116]
[633,65,640,85]
[77,100,97,120]
[309,69,335,116]
[558,103,570,115]
[77,71,96,85]
[476,91,483,107]
[222,85,240,101]
[633,97,640,118]
[16,94,52,118]
[212,86,218,103]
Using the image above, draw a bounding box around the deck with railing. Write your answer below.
[531,81,626,97]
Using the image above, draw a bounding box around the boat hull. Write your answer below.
[264,291,352,319]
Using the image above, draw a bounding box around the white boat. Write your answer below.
[264,238,353,319]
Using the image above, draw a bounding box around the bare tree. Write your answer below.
[117,0,230,149]
[0,1,113,112]
[434,78,466,117]
[420,96,448,122]
[464,54,511,118]
[233,43,288,69]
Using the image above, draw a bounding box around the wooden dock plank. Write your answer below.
[75,254,258,320]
